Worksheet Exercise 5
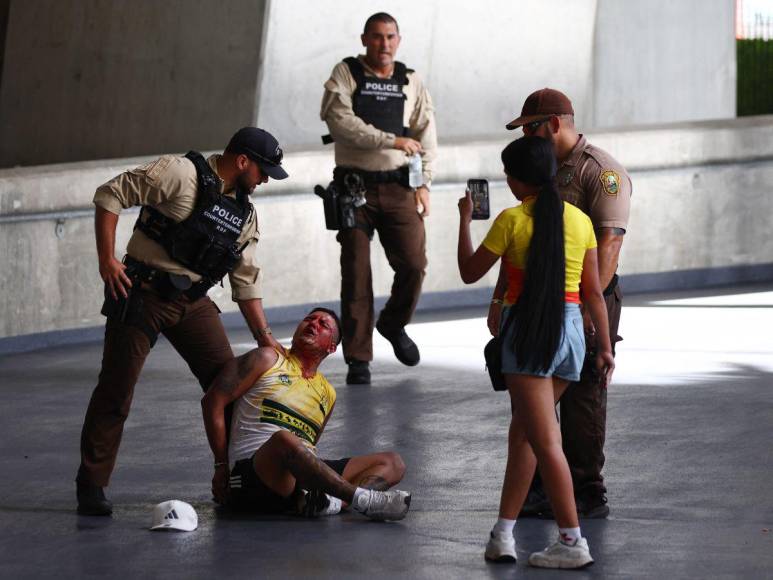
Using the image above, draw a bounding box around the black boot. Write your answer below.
[77,482,113,516]
[375,323,420,366]
[520,487,552,518]
[576,494,609,519]
[346,360,371,385]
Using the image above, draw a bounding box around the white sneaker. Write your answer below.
[484,532,517,563]
[357,489,411,521]
[315,494,342,516]
[528,536,594,569]
[295,489,342,517]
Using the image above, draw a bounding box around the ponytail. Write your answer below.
[501,136,566,372]
[513,181,565,372]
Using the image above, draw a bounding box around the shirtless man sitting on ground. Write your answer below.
[202,307,411,520]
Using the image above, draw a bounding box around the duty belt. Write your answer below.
[334,166,409,187]
[124,256,212,301]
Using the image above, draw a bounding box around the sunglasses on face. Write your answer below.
[243,146,284,167]
[523,117,552,132]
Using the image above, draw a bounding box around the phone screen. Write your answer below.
[468,179,490,220]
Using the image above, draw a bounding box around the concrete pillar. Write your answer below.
[0,0,267,168]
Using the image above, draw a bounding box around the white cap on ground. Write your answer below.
[150,500,198,532]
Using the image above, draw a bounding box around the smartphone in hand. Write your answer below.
[467,179,490,220]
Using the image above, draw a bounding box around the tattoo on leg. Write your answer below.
[284,443,355,502]
[358,475,389,491]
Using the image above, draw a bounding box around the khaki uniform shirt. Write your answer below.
[320,55,438,186]
[557,135,632,231]
[93,154,262,301]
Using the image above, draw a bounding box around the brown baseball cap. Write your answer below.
[505,88,574,130]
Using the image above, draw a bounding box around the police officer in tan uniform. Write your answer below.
[76,127,288,515]
[497,89,631,518]
[320,12,437,385]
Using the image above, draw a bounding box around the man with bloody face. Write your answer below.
[202,308,411,520]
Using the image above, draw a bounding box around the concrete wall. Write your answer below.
[593,0,736,127]
[1,117,772,342]
[256,0,598,146]
[0,0,266,167]
[257,0,735,148]
[0,0,735,167]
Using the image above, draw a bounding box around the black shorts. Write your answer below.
[227,454,351,513]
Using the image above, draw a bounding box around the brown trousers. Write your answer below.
[336,182,427,362]
[559,283,623,500]
[77,289,233,487]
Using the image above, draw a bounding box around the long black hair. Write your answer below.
[501,136,565,373]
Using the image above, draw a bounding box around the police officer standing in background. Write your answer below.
[497,89,631,518]
[76,127,288,515]
[320,12,437,385]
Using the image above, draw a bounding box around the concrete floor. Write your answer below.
[1,284,772,579]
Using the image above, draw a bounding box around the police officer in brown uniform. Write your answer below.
[498,89,631,518]
[320,12,437,385]
[76,127,288,515]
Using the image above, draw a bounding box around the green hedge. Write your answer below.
[737,38,773,116]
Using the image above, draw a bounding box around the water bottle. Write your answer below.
[408,153,423,188]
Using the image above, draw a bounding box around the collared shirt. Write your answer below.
[93,154,262,301]
[556,135,632,231]
[320,55,438,185]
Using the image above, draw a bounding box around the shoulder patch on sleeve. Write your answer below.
[599,170,620,196]
[143,155,174,181]
[148,155,196,191]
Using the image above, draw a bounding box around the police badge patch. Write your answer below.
[600,170,620,196]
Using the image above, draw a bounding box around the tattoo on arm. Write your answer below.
[209,350,259,396]
[358,475,390,491]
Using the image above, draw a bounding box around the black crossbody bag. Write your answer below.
[484,307,516,392]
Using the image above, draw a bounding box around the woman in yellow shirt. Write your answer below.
[457,136,614,569]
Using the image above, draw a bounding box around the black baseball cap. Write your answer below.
[226,127,289,180]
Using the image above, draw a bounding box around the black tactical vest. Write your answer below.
[134,151,253,284]
[322,57,412,144]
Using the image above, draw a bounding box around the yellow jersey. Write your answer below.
[228,349,337,466]
[482,198,597,305]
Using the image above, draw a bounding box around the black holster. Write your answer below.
[100,269,144,326]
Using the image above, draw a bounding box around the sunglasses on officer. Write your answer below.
[242,146,284,167]
[522,117,552,133]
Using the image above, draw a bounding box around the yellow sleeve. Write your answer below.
[481,210,513,256]
[585,215,598,250]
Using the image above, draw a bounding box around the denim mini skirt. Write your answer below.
[500,303,585,382]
